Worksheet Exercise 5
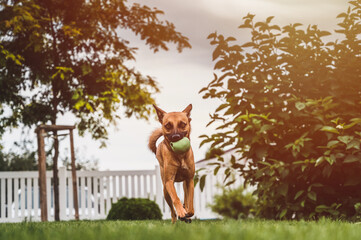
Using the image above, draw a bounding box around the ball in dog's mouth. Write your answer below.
[170,137,191,154]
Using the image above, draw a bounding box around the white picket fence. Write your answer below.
[0,162,234,222]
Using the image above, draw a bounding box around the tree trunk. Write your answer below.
[48,6,62,221]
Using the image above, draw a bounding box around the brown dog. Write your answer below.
[148,104,195,223]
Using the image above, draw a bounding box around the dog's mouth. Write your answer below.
[166,131,188,142]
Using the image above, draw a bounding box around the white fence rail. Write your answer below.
[0,164,231,222]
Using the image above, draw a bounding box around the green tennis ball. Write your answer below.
[170,137,191,154]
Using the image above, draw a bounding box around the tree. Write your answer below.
[200,0,361,220]
[0,0,190,221]
[0,0,190,142]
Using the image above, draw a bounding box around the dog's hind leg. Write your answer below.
[164,188,177,223]
[183,181,189,213]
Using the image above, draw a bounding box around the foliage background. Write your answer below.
[200,0,361,220]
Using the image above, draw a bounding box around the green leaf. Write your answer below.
[85,103,94,112]
[315,205,329,213]
[336,12,347,18]
[225,36,236,42]
[193,174,199,186]
[212,45,223,61]
[315,156,324,167]
[266,16,275,23]
[346,140,360,150]
[295,102,306,111]
[74,99,85,110]
[199,175,206,192]
[337,135,353,145]
[327,140,339,148]
[259,161,271,166]
[215,103,229,112]
[214,60,226,69]
[279,209,287,219]
[307,191,317,201]
[241,42,255,48]
[235,114,250,122]
[225,179,236,187]
[14,59,22,65]
[294,190,304,200]
[259,124,274,133]
[325,156,335,165]
[213,166,221,175]
[207,32,217,39]
[344,154,359,163]
[320,126,339,134]
[319,31,331,37]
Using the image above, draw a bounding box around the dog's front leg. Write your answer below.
[184,179,194,217]
[165,180,187,219]
[163,188,177,223]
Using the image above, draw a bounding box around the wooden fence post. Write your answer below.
[70,129,79,220]
[36,128,48,222]
[53,131,60,221]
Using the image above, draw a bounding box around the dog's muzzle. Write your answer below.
[166,131,187,142]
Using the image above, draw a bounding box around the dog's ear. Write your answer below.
[182,104,192,122]
[153,104,166,123]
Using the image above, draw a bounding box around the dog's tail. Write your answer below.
[148,128,163,154]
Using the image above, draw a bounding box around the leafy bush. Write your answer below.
[209,186,256,219]
[106,198,162,220]
[200,0,361,220]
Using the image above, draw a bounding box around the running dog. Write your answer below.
[148,104,195,223]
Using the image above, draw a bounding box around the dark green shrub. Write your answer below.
[200,0,361,220]
[209,186,256,219]
[106,198,162,220]
[352,203,361,221]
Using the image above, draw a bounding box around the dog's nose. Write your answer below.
[171,134,182,142]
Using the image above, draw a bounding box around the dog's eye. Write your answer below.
[179,122,186,128]
[165,122,172,130]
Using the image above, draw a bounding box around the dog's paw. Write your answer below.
[178,216,186,221]
[176,205,187,219]
[178,216,192,223]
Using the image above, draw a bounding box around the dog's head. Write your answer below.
[153,104,192,142]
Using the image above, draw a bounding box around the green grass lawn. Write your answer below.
[1,219,361,240]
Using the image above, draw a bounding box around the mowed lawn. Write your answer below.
[1,219,361,240]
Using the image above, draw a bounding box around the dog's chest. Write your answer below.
[174,159,191,182]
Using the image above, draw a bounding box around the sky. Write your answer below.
[2,0,349,170]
